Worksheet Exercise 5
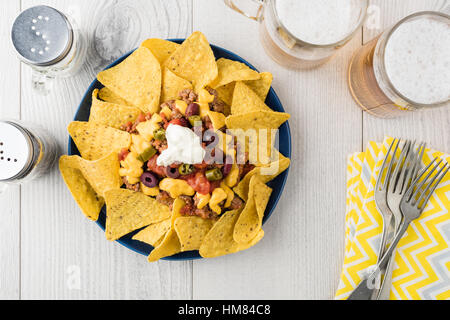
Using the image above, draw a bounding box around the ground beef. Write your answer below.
[120,113,148,134]
[179,89,197,104]
[160,113,170,128]
[122,176,140,192]
[179,195,195,215]
[206,87,225,113]
[120,121,138,134]
[229,196,244,210]
[194,206,218,220]
[151,139,168,153]
[171,108,183,119]
[161,100,176,110]
[156,190,174,208]
[193,193,202,208]
[239,163,255,179]
[204,148,225,167]
[210,99,225,113]
[203,115,214,130]
[179,194,217,219]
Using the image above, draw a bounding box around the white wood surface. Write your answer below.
[0,0,21,300]
[0,0,448,299]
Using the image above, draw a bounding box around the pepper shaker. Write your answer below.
[11,5,86,95]
[0,120,58,192]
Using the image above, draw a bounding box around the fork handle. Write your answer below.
[377,215,403,299]
[376,247,397,299]
[347,221,410,300]
[377,221,409,269]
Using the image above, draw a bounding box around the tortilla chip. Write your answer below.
[234,152,290,201]
[164,31,218,92]
[148,230,181,261]
[97,46,161,113]
[174,216,214,252]
[59,156,104,221]
[199,209,264,258]
[98,87,133,106]
[70,153,122,197]
[226,110,290,130]
[210,58,260,89]
[231,82,272,115]
[215,82,235,106]
[148,198,185,261]
[206,110,226,130]
[68,121,131,161]
[161,68,193,103]
[89,89,142,129]
[233,176,272,243]
[227,107,288,165]
[141,38,179,64]
[132,219,171,246]
[244,72,272,101]
[104,189,171,240]
[253,179,272,219]
[231,127,277,165]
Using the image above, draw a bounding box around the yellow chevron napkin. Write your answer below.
[336,137,450,300]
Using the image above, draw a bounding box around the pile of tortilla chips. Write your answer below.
[60,31,290,262]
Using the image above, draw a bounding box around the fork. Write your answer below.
[348,138,405,300]
[377,141,425,299]
[348,157,449,299]
[373,139,400,279]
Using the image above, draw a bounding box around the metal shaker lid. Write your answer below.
[0,122,33,181]
[11,5,73,67]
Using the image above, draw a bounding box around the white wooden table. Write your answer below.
[0,0,448,300]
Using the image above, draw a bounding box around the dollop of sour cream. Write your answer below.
[157,124,205,166]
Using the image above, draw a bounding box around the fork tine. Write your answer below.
[409,158,443,203]
[413,142,427,179]
[405,157,438,201]
[411,143,426,181]
[390,140,411,193]
[383,139,400,190]
[416,163,449,210]
[376,138,397,190]
[401,142,425,194]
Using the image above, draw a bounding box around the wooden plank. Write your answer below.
[363,0,450,153]
[192,0,363,299]
[20,0,193,299]
[0,0,21,300]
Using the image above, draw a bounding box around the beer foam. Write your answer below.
[275,0,361,45]
[384,16,450,104]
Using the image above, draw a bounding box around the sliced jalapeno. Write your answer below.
[153,128,166,141]
[205,168,223,181]
[179,163,194,175]
[188,115,202,127]
[137,146,156,162]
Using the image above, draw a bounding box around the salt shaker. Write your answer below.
[0,120,58,192]
[11,5,86,95]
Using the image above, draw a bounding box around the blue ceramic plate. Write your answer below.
[69,39,291,260]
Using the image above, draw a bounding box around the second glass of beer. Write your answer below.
[348,11,450,118]
[224,0,368,69]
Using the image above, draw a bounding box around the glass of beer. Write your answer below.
[224,0,368,69]
[348,11,450,118]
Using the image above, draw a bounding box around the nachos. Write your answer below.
[61,32,290,261]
